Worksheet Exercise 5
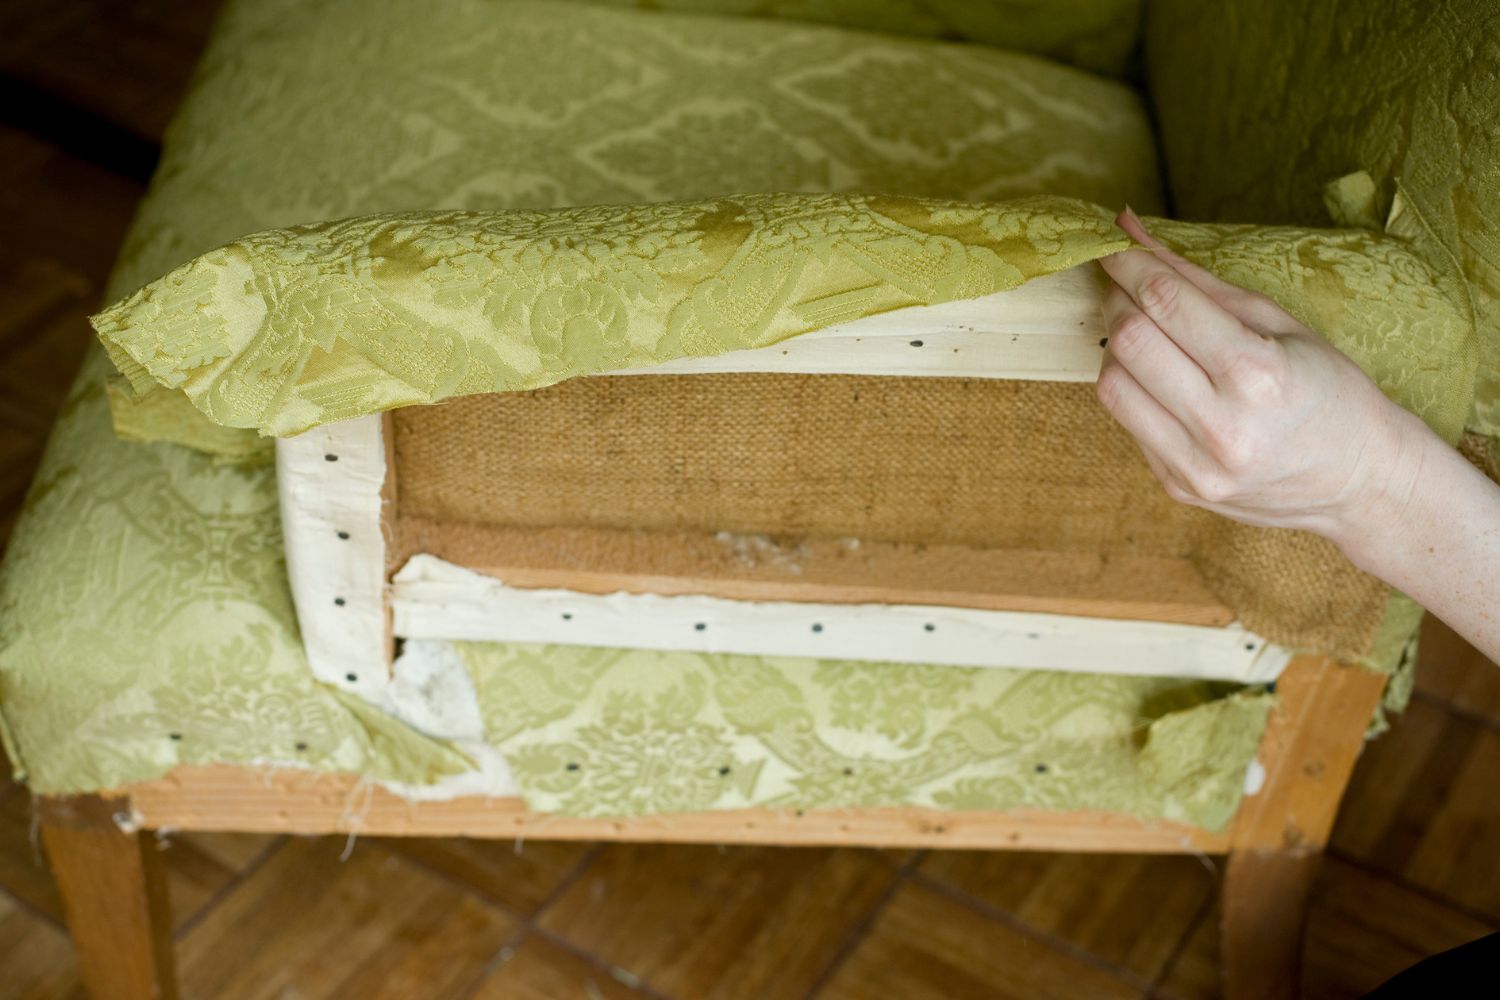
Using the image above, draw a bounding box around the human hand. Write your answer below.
[1094,208,1440,560]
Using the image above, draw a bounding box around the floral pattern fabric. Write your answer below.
[1145,0,1500,440]
[460,642,1272,830]
[0,0,1469,821]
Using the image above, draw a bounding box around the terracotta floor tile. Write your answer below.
[919,850,1214,982]
[172,831,281,872]
[469,932,661,1000]
[375,836,595,918]
[0,889,82,999]
[1413,614,1500,727]
[818,879,1141,1000]
[539,844,900,1000]
[0,791,64,925]
[1333,699,1500,920]
[1155,858,1499,1000]
[176,836,517,1000]
[154,831,281,932]
[1301,857,1497,998]
[1149,900,1218,1000]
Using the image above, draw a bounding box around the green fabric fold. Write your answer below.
[93,193,1128,441]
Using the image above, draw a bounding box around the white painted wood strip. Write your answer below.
[390,555,1291,684]
[606,265,1107,380]
[276,414,390,690]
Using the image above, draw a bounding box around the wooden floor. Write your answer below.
[0,4,1497,997]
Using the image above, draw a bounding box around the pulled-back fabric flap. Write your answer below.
[91,193,1129,441]
[91,195,1474,451]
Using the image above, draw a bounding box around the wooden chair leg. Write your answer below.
[1222,847,1320,999]
[1220,654,1388,1000]
[38,794,177,1000]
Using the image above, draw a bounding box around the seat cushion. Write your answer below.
[0,0,1283,818]
[108,0,1165,305]
[574,0,1146,78]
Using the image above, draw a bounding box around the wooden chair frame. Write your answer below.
[33,266,1392,997]
[37,650,1385,1000]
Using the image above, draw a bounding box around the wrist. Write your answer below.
[1325,408,1440,576]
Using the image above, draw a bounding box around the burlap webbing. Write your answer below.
[391,375,1387,658]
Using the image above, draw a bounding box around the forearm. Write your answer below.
[1333,419,1500,665]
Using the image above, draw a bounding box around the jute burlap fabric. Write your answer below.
[392,375,1389,658]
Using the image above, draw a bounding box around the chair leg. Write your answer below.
[38,794,177,1000]
[1220,653,1388,999]
[1221,846,1320,1000]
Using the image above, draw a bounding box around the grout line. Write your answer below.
[0,875,67,933]
[1324,849,1500,930]
[908,870,1156,994]
[379,838,603,925]
[170,834,288,942]
[527,842,604,923]
[448,842,620,1000]
[1143,887,1216,998]
[528,925,679,1000]
[452,922,536,1000]
[1409,689,1500,736]
[799,849,925,1000]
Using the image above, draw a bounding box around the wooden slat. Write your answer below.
[121,764,1231,854]
[393,517,1235,627]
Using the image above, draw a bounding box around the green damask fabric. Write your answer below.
[461,643,1270,830]
[1145,0,1500,438]
[0,351,474,792]
[0,0,1283,822]
[0,0,1472,822]
[576,0,1144,78]
[102,0,1164,454]
[94,204,1474,448]
[97,195,1130,439]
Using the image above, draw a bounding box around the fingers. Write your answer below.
[1115,208,1301,334]
[1098,239,1257,383]
[1094,356,1199,477]
[1116,208,1245,306]
[1101,284,1213,426]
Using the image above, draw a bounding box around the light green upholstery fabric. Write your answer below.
[464,642,1270,829]
[97,195,1128,440]
[96,205,1471,447]
[107,0,1165,454]
[0,0,1476,819]
[1146,0,1500,438]
[578,0,1145,78]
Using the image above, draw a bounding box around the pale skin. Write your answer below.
[1096,208,1500,665]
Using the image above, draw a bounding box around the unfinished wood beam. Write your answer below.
[391,518,1233,626]
[121,764,1229,854]
[608,264,1108,381]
